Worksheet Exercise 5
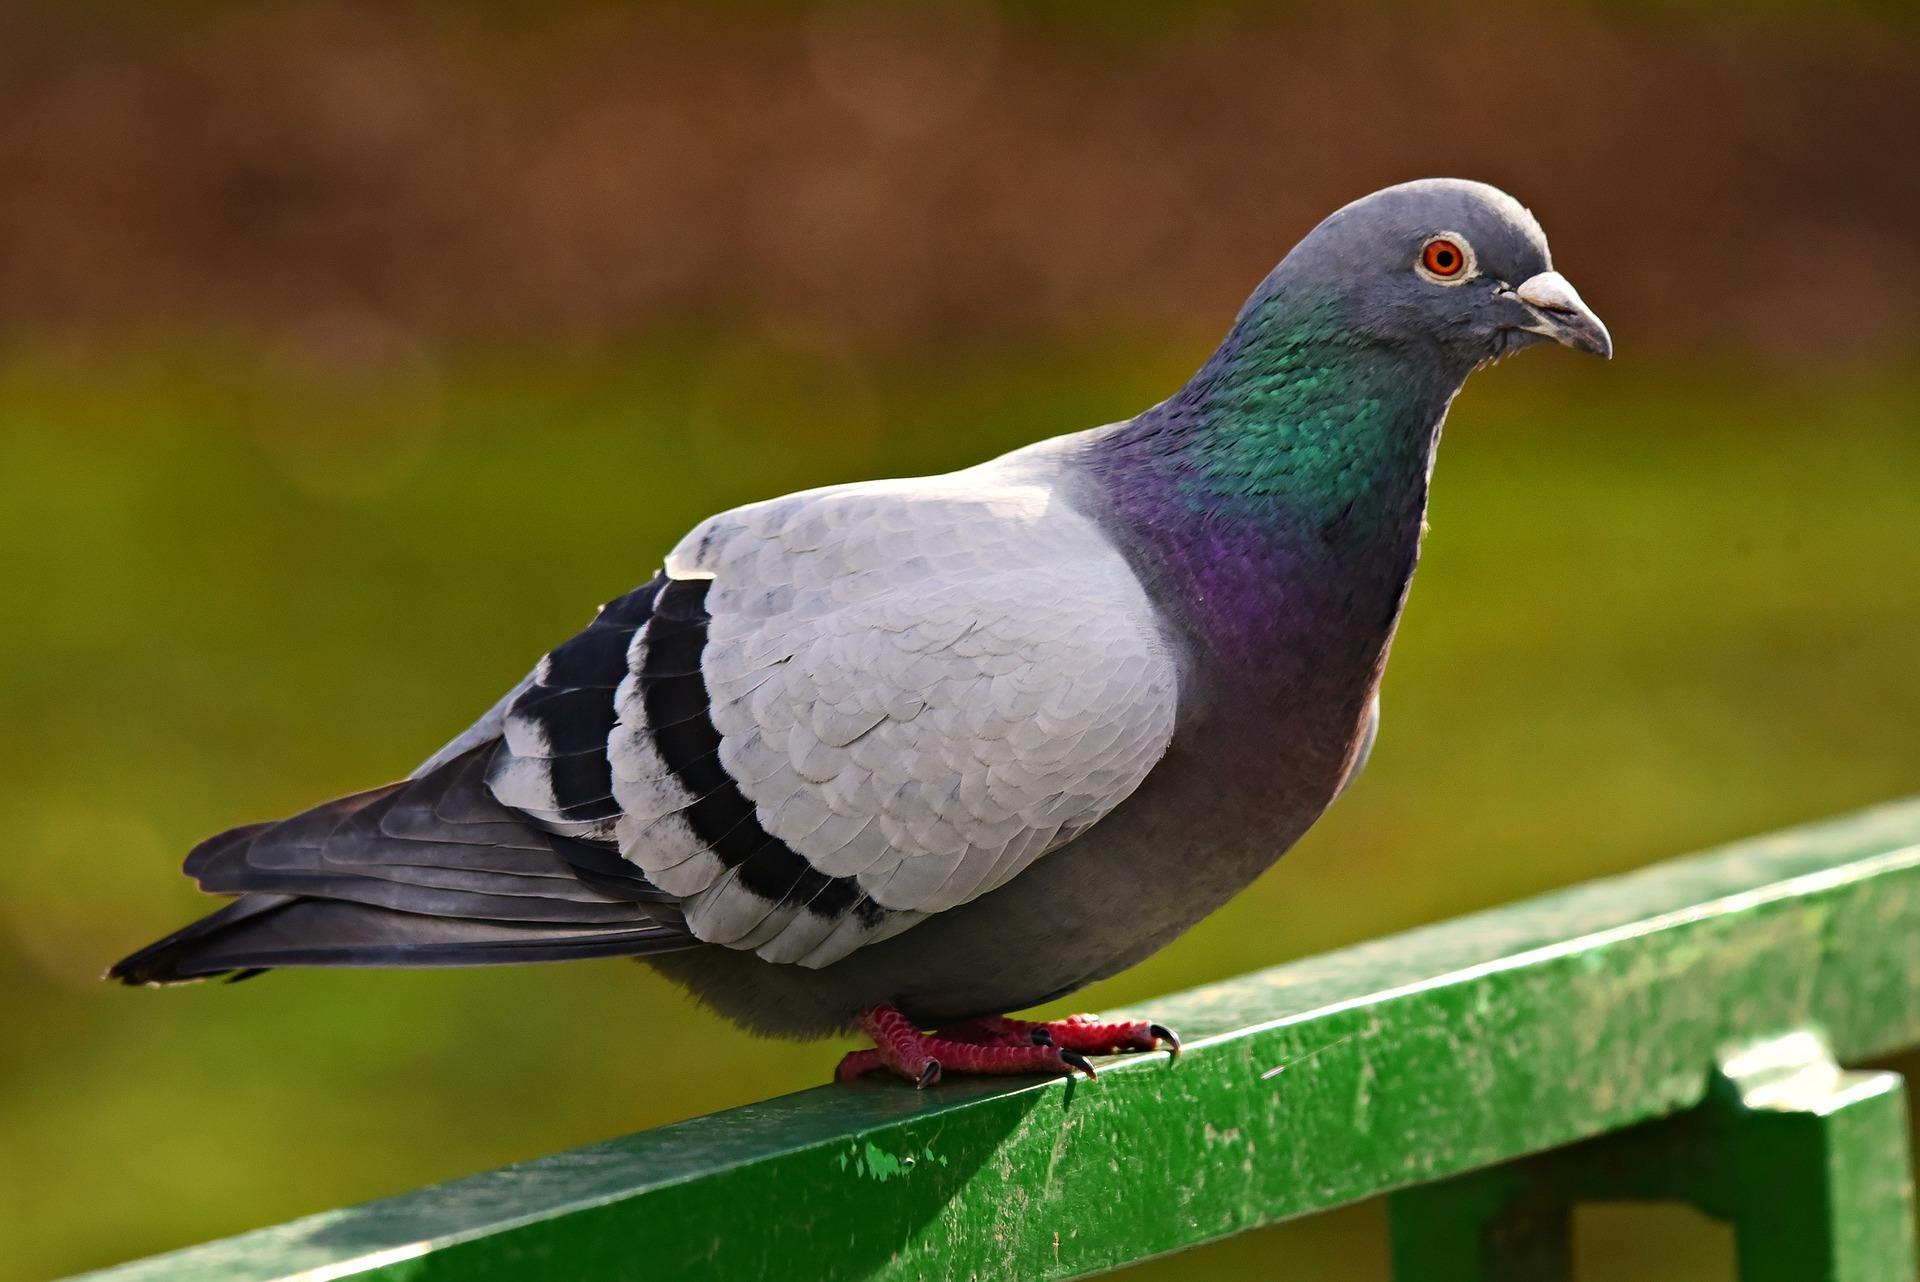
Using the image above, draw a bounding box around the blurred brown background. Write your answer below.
[1,3,1915,1280]
[4,2,1915,355]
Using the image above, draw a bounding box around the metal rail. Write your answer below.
[74,800,1920,1281]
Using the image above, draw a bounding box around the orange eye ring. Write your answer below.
[1421,238,1466,278]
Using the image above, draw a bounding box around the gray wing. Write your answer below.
[492,459,1181,969]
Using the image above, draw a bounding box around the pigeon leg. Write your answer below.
[834,1003,1098,1087]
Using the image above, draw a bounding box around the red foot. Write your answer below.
[995,1013,1182,1058]
[834,1004,1180,1087]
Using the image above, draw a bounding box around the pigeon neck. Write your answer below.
[1089,291,1461,688]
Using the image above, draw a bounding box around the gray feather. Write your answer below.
[109,748,694,985]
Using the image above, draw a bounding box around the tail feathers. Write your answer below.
[108,893,297,985]
[109,893,689,985]
[110,744,697,986]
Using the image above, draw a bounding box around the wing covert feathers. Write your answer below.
[603,459,1179,967]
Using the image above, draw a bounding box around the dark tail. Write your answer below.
[109,747,695,986]
[109,892,296,985]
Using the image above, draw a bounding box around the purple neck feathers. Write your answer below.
[1083,298,1462,726]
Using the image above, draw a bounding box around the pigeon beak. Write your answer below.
[1511,271,1613,359]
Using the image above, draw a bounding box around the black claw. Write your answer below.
[1029,1026,1055,1046]
[917,1059,942,1090]
[1150,1023,1182,1060]
[1059,1049,1098,1080]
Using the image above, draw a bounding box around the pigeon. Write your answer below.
[112,179,1610,1086]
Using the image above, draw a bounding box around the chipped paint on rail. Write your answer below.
[836,1139,950,1182]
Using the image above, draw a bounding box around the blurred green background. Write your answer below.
[0,3,1915,1280]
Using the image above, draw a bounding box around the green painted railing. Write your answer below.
[75,801,1920,1282]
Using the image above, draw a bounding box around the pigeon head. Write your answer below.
[1250,178,1611,368]
[1092,179,1611,667]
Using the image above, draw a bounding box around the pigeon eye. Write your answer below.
[1417,235,1474,284]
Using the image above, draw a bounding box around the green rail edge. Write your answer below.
[73,798,1920,1282]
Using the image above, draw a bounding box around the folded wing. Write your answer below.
[488,462,1181,969]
